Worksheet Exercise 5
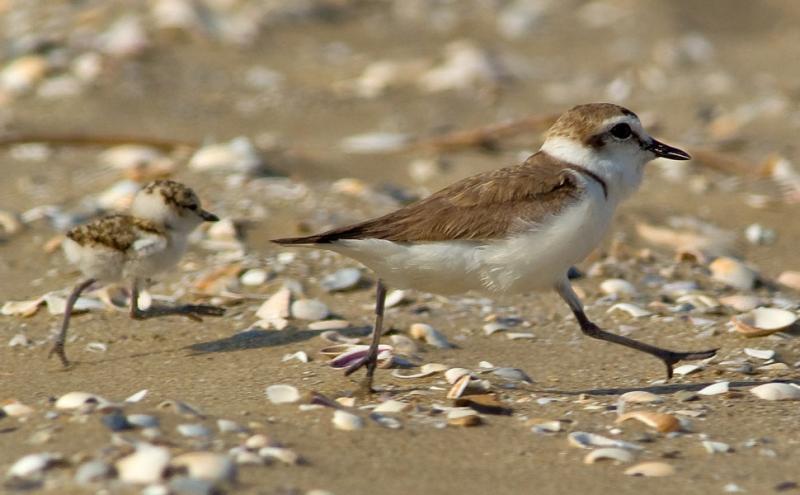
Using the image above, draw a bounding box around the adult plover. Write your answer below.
[51,179,224,367]
[273,103,717,392]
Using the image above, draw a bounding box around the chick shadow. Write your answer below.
[184,324,373,355]
[531,378,800,397]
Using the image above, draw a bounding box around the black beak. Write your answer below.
[199,209,219,222]
[645,139,691,160]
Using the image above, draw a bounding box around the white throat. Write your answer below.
[540,137,646,203]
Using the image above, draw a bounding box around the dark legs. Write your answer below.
[345,279,387,394]
[49,278,96,367]
[129,280,225,321]
[556,280,717,379]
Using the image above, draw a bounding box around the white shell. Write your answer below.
[409,323,454,349]
[697,381,729,396]
[171,452,236,482]
[116,444,171,484]
[619,391,663,404]
[384,290,408,308]
[483,322,508,336]
[332,410,364,431]
[600,279,638,296]
[256,288,291,320]
[320,268,361,292]
[369,413,403,429]
[567,432,643,451]
[506,332,535,340]
[240,269,268,286]
[44,293,105,315]
[0,56,48,94]
[266,384,301,404]
[750,383,800,401]
[100,145,163,169]
[2,401,34,416]
[291,299,330,321]
[339,132,409,154]
[245,434,270,449]
[584,448,634,464]
[491,367,532,383]
[259,447,301,465]
[1,298,43,317]
[744,348,775,360]
[719,295,762,312]
[673,364,702,377]
[709,257,757,290]
[176,423,211,438]
[624,461,675,477]
[188,137,263,174]
[446,374,471,399]
[607,303,652,318]
[55,391,107,410]
[8,452,60,478]
[444,368,473,384]
[282,351,309,363]
[777,271,800,291]
[308,320,350,331]
[701,440,732,454]
[373,400,409,413]
[733,308,797,337]
[531,421,562,434]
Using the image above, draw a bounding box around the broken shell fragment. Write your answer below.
[624,462,675,477]
[750,382,800,401]
[373,400,409,413]
[777,271,800,291]
[409,323,454,349]
[8,452,62,478]
[697,381,729,396]
[600,278,637,296]
[447,408,481,427]
[2,400,35,417]
[607,303,652,318]
[568,432,643,450]
[116,444,171,484]
[444,368,473,384]
[55,392,107,410]
[332,410,364,431]
[266,384,301,404]
[701,440,732,454]
[709,257,757,290]
[259,447,302,465]
[320,268,362,292]
[619,391,663,404]
[744,348,775,360]
[733,308,797,337]
[584,448,634,464]
[328,345,392,369]
[291,299,330,320]
[1,298,44,317]
[616,411,680,433]
[446,374,472,399]
[673,364,702,377]
[171,452,236,483]
[719,295,762,312]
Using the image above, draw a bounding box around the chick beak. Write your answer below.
[645,139,691,160]
[199,209,219,222]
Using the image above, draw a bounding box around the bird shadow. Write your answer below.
[529,378,800,397]
[184,325,373,355]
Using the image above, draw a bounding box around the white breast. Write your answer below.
[329,177,614,296]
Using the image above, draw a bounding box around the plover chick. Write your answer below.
[51,179,224,367]
[274,103,717,393]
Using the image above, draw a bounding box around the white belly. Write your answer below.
[331,187,614,295]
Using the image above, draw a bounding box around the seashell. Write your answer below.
[676,294,720,312]
[506,332,535,340]
[291,299,330,321]
[750,383,800,401]
[777,271,800,291]
[446,374,472,399]
[423,362,449,373]
[444,368,473,384]
[328,345,392,369]
[530,420,562,434]
[99,15,149,57]
[391,368,437,380]
[619,391,663,404]
[673,364,702,377]
[370,413,403,429]
[447,408,481,427]
[373,400,409,413]
[0,209,23,237]
[116,444,170,484]
[389,334,419,355]
[44,293,105,315]
[702,440,732,454]
[308,320,350,331]
[256,288,292,321]
[332,410,364,431]
[336,397,356,408]
[75,460,112,485]
[384,290,409,308]
[188,137,263,174]
[245,434,270,450]
[567,432,643,450]
[758,362,790,372]
[745,224,776,245]
[157,400,204,418]
[616,411,680,433]
[55,391,107,410]
[733,308,797,337]
[339,132,410,154]
[418,40,506,93]
[1,298,43,317]
[491,367,532,383]
[266,384,300,404]
[8,334,29,347]
[127,414,159,429]
[177,423,211,438]
[8,452,62,478]
[483,322,508,336]
[319,331,360,345]
[320,268,362,292]
[259,447,301,465]
[240,269,268,286]
[282,351,309,363]
[600,278,637,296]
[409,323,454,349]
[719,295,762,312]
[102,411,132,431]
[171,452,236,483]
[744,348,775,360]
[697,381,729,396]
[0,55,48,94]
[624,461,675,477]
[608,303,652,318]
[2,400,34,416]
[709,257,757,290]
[584,448,634,464]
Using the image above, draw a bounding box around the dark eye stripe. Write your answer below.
[610,123,632,139]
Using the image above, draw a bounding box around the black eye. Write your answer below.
[610,123,632,139]
[187,204,197,210]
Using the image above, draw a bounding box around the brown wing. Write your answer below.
[66,214,164,251]
[274,152,584,244]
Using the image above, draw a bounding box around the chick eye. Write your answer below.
[187,204,197,211]
[610,123,632,139]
